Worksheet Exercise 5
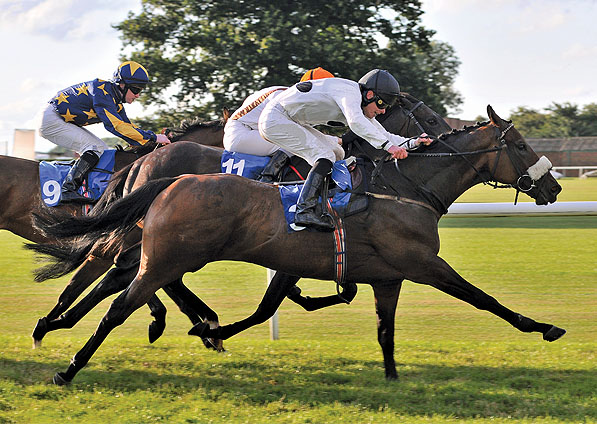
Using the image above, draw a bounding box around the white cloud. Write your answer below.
[0,0,136,40]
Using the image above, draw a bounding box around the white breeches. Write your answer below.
[258,103,344,166]
[38,104,106,155]
[223,119,280,156]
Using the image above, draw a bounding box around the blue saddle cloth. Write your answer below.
[39,150,116,206]
[220,150,353,232]
[278,160,352,232]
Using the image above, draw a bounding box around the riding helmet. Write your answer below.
[300,67,334,81]
[112,61,150,86]
[358,69,400,108]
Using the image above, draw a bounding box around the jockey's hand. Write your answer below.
[387,144,408,160]
[156,134,171,145]
[337,137,342,145]
[416,132,433,145]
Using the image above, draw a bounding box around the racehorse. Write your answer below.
[30,94,452,348]
[0,118,225,348]
[28,106,565,385]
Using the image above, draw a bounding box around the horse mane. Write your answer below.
[168,114,227,142]
[117,143,159,156]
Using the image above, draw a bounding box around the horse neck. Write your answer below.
[386,125,498,214]
[181,126,224,148]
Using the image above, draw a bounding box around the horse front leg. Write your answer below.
[32,256,113,348]
[286,282,357,311]
[372,280,403,380]
[413,255,566,341]
[190,272,298,340]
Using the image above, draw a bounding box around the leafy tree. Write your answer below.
[116,0,461,127]
[509,103,597,138]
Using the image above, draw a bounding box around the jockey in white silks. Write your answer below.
[258,69,432,231]
[223,67,334,183]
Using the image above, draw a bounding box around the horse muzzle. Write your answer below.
[520,156,561,205]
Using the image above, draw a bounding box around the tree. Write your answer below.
[116,0,461,127]
[509,102,597,138]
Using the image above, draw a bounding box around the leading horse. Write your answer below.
[30,93,452,348]
[28,106,565,385]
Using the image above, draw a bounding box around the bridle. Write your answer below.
[372,122,552,208]
[377,97,427,136]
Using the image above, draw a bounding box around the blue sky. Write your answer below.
[1,0,596,153]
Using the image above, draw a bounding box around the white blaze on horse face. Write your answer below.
[527,156,552,180]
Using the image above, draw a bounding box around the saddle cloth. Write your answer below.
[39,149,116,206]
[220,150,369,232]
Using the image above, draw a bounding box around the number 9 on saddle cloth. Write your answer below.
[38,150,116,207]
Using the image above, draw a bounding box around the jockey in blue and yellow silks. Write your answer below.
[38,60,170,202]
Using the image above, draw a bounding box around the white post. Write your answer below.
[266,268,279,340]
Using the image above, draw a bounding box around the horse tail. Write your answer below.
[25,176,180,281]
[90,162,134,215]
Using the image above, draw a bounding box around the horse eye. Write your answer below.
[426,118,437,125]
[517,143,527,151]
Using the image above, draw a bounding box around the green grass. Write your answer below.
[0,180,596,423]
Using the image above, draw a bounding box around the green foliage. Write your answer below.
[115,0,461,125]
[509,102,597,138]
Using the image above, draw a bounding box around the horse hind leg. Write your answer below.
[33,256,113,348]
[161,279,225,352]
[33,260,139,349]
[53,274,161,385]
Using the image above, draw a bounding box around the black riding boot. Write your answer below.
[294,158,335,231]
[61,150,100,203]
[258,150,290,183]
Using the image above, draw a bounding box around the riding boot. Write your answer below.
[258,150,290,183]
[294,158,335,232]
[61,150,100,203]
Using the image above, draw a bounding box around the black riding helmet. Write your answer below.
[358,69,400,109]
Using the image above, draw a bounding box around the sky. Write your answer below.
[1,0,596,153]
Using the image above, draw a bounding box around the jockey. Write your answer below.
[223,67,334,183]
[258,69,433,231]
[38,60,171,202]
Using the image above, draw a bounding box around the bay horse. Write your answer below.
[30,94,452,348]
[0,118,225,348]
[28,106,565,385]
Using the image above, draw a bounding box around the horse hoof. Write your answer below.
[31,317,48,347]
[188,322,210,338]
[201,337,225,352]
[148,320,166,344]
[543,325,566,342]
[53,372,71,386]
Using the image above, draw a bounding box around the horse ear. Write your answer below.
[487,105,504,126]
[222,107,230,123]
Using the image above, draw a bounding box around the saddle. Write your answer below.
[220,150,371,231]
[39,150,116,207]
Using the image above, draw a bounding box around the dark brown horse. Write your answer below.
[28,106,565,385]
[30,93,451,347]
[0,119,225,348]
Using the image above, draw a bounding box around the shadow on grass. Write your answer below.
[2,357,594,420]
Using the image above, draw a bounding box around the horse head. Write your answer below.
[376,106,561,214]
[344,93,452,161]
[486,105,561,205]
